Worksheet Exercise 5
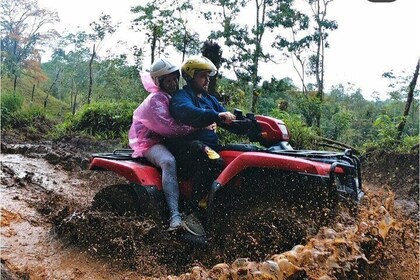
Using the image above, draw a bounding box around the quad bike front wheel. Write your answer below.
[207,168,339,262]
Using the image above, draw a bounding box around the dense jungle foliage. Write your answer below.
[1,0,419,154]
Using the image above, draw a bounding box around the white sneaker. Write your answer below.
[168,213,182,231]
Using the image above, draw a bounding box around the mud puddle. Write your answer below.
[1,153,144,279]
[1,147,419,279]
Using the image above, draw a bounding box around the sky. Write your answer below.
[37,0,420,100]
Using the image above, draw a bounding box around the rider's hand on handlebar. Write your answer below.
[218,112,236,124]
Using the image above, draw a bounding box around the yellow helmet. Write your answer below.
[181,56,217,80]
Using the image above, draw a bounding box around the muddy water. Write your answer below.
[1,149,419,279]
[1,153,143,279]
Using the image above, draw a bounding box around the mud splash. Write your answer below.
[171,188,419,279]
[1,142,419,279]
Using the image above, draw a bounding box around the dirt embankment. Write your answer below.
[1,135,419,280]
[362,151,419,219]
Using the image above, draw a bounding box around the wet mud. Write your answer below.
[1,140,419,279]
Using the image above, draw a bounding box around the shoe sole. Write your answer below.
[182,214,206,236]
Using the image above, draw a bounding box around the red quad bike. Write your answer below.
[89,109,364,248]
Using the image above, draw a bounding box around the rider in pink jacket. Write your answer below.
[128,58,195,230]
[128,69,194,158]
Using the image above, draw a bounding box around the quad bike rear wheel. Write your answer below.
[91,184,167,225]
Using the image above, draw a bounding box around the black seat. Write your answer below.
[221,144,261,152]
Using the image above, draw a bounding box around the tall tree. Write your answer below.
[46,31,90,113]
[396,58,420,141]
[131,1,176,64]
[205,0,299,113]
[307,0,337,127]
[270,1,311,93]
[205,0,278,112]
[171,0,201,61]
[0,0,58,94]
[87,14,118,104]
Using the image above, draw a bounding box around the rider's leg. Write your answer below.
[185,141,225,210]
[144,144,181,229]
[165,140,224,210]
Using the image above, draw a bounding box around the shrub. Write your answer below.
[61,101,137,139]
[2,92,23,111]
[1,92,24,127]
[400,136,419,152]
[12,106,45,126]
[362,115,398,152]
[362,114,419,153]
[270,109,318,150]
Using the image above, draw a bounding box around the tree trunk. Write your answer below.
[312,0,330,128]
[45,68,61,109]
[291,54,308,94]
[31,84,35,103]
[396,58,420,141]
[251,90,260,113]
[72,77,77,115]
[73,91,78,116]
[151,26,158,64]
[182,28,188,62]
[13,75,17,95]
[87,44,96,105]
[314,20,323,128]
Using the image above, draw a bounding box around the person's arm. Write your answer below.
[170,91,221,128]
[207,95,236,124]
[137,94,196,137]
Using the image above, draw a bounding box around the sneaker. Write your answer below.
[182,213,206,236]
[168,213,182,231]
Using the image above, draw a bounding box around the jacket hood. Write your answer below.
[140,72,160,94]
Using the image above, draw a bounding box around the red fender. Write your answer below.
[216,152,344,186]
[89,158,162,190]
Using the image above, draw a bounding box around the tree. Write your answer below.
[131,1,176,64]
[270,1,311,94]
[260,76,296,113]
[202,40,223,98]
[396,58,419,141]
[45,31,91,113]
[205,0,286,112]
[382,63,420,139]
[94,55,145,102]
[87,14,118,104]
[307,0,337,127]
[0,0,58,93]
[171,0,201,61]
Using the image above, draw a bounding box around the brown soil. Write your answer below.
[363,151,419,219]
[1,131,418,279]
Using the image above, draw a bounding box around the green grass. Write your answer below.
[1,75,71,122]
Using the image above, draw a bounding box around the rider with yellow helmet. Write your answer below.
[171,55,235,138]
[166,56,236,213]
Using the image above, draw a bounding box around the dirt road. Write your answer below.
[1,141,419,279]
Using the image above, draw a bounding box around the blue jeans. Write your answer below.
[144,144,180,221]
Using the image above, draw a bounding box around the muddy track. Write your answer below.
[1,141,419,279]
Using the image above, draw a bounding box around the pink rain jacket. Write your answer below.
[128,72,195,158]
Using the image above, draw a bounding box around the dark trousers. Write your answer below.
[166,140,224,210]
